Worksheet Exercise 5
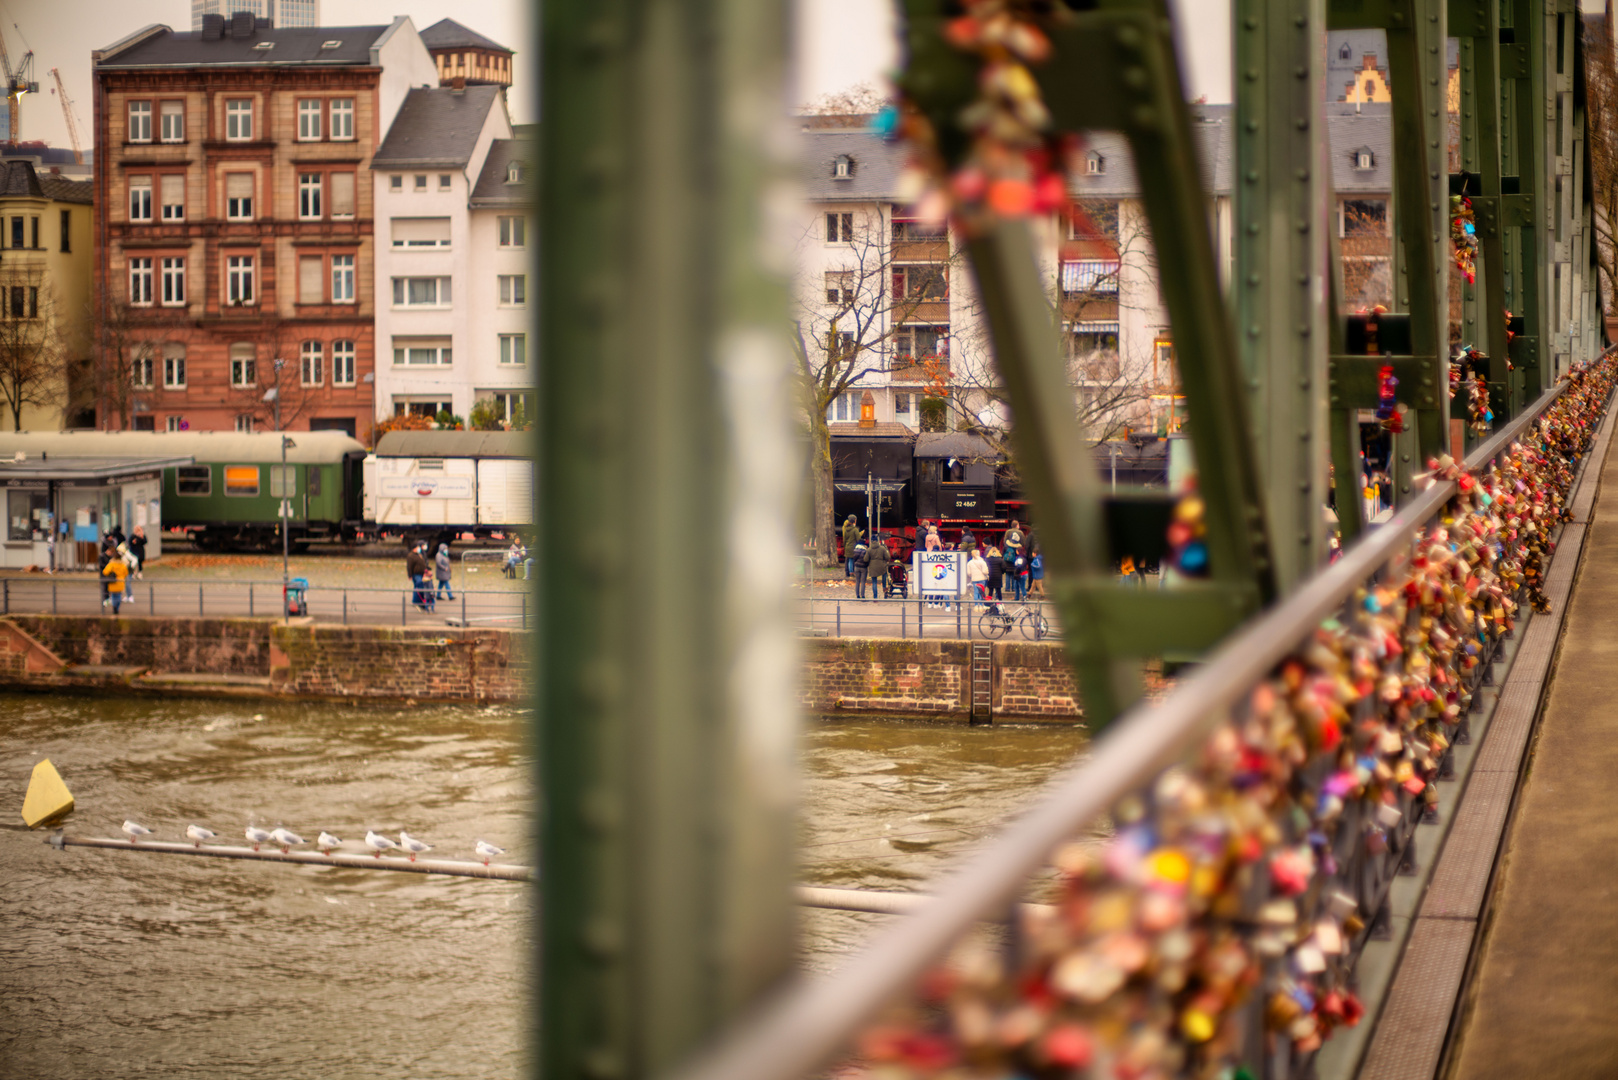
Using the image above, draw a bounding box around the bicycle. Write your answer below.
[1018,604,1051,640]
[977,601,1015,638]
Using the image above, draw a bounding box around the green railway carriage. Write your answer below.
[0,431,367,551]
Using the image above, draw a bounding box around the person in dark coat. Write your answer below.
[866,534,891,599]
[985,546,1004,601]
[435,543,454,602]
[406,543,431,611]
[842,515,863,578]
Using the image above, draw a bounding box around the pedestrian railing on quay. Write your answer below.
[671,373,1611,1080]
[796,594,1064,642]
[0,578,533,630]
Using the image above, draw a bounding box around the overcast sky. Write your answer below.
[0,0,531,150]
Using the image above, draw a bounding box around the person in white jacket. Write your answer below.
[965,548,990,603]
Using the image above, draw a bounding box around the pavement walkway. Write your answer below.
[1451,442,1618,1077]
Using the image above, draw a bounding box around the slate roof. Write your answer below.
[96,22,393,68]
[40,175,93,205]
[470,138,531,206]
[0,160,43,198]
[828,421,914,440]
[1326,28,1458,100]
[801,102,1392,202]
[375,430,530,458]
[372,86,504,168]
[420,18,513,55]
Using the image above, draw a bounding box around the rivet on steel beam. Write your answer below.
[1132,105,1157,128]
[1246,68,1260,82]
[1298,481,1311,492]
[1300,532,1311,543]
[1247,324,1261,337]
[1298,376,1310,388]
[1294,15,1306,27]
[1246,119,1259,132]
[1243,17,1258,29]
[1247,273,1261,286]
[1298,274,1309,285]
[1297,220,1309,233]
[1247,223,1260,234]
[582,1049,623,1080]
[1295,66,1308,79]
[1123,66,1148,89]
[1117,24,1143,46]
[1298,325,1311,337]
[1250,378,1262,389]
[1296,118,1308,130]
[1296,168,1309,181]
[1331,394,1342,404]
[583,918,622,959]
[1246,170,1259,183]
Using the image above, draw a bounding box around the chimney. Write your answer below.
[230,10,255,38]
[202,13,225,39]
[451,75,466,92]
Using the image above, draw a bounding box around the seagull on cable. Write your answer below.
[398,831,433,862]
[269,827,304,854]
[474,840,506,867]
[185,825,217,848]
[365,830,399,858]
[317,831,342,855]
[122,820,152,844]
[245,825,273,851]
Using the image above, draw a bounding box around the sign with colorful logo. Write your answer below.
[378,475,475,499]
[914,551,963,597]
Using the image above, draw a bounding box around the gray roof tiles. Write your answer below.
[470,138,531,206]
[420,18,513,55]
[372,86,505,168]
[97,23,391,68]
[40,174,93,205]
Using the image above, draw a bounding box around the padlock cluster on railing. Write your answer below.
[846,357,1616,1079]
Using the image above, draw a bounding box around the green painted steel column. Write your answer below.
[539,1,798,1076]
[1233,0,1329,591]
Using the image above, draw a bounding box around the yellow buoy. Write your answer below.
[22,758,74,829]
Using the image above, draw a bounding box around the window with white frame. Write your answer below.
[297,99,322,141]
[230,342,256,387]
[225,99,253,140]
[300,340,323,386]
[824,270,854,305]
[132,348,154,389]
[499,333,527,365]
[160,174,184,221]
[894,391,913,422]
[506,161,523,184]
[825,212,854,243]
[129,257,153,305]
[391,217,450,248]
[331,254,355,303]
[332,340,356,386]
[487,391,533,423]
[1060,259,1120,297]
[298,173,323,219]
[330,98,354,140]
[298,256,324,304]
[392,337,453,366]
[893,325,948,367]
[129,177,152,222]
[160,257,185,306]
[163,343,186,389]
[235,415,255,433]
[498,274,526,306]
[166,416,184,432]
[128,100,151,142]
[159,101,184,142]
[226,255,255,305]
[330,173,355,220]
[497,215,526,248]
[225,173,253,220]
[826,390,858,423]
[391,276,451,307]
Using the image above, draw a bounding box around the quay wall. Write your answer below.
[0,616,528,704]
[801,637,1084,722]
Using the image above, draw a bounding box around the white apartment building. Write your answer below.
[467,137,534,425]
[371,85,521,426]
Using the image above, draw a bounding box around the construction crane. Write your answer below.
[0,26,35,145]
[48,68,82,164]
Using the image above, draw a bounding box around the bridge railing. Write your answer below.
[671,367,1614,1080]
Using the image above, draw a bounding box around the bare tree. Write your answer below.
[94,298,199,431]
[226,321,326,432]
[1587,15,1618,319]
[0,272,68,430]
[790,206,958,565]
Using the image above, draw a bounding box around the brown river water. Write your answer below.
[1,697,1088,1075]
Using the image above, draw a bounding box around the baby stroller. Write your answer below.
[887,558,909,599]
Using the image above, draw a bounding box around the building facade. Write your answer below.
[467,136,533,426]
[371,84,523,427]
[92,14,438,435]
[0,160,93,432]
[191,0,320,32]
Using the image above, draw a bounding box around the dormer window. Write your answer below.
[1339,41,1352,60]
[506,161,524,183]
[833,154,854,180]
[1353,147,1374,170]
[321,40,342,49]
[1086,151,1105,175]
[253,41,275,50]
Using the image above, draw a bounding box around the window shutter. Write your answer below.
[390,217,451,245]
[226,173,252,200]
[331,173,355,218]
[160,174,183,209]
[299,256,323,303]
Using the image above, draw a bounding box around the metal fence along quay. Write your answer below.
[0,579,532,629]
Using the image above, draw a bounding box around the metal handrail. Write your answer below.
[667,379,1581,1080]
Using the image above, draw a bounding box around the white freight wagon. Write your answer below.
[368,431,534,544]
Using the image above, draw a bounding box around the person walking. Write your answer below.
[842,515,863,578]
[407,542,431,611]
[435,544,455,603]
[100,545,129,616]
[966,546,990,605]
[866,534,891,599]
[1028,546,1045,598]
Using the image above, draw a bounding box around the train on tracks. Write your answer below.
[0,430,534,552]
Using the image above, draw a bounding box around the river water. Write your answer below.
[1,698,1087,1075]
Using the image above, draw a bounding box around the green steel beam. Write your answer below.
[539,1,796,1076]
[1232,0,1330,591]
[1505,0,1550,407]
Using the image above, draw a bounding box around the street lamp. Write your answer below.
[264,359,293,621]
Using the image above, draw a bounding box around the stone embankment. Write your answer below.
[0,616,527,704]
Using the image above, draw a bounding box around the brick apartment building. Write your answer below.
[91,11,437,434]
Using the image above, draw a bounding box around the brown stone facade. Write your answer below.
[801,637,1084,722]
[94,66,380,435]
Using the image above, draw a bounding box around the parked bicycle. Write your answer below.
[977,601,1051,641]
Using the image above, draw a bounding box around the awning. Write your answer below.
[834,479,908,493]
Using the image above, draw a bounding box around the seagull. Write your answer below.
[398,831,433,862]
[185,825,217,848]
[269,827,304,854]
[474,840,506,867]
[365,830,399,858]
[122,820,152,844]
[245,825,273,851]
[317,831,342,855]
